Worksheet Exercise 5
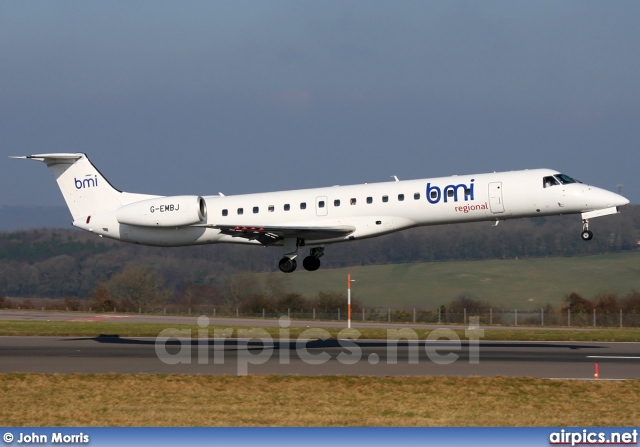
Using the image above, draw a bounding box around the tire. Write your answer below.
[302,256,321,271]
[278,257,297,273]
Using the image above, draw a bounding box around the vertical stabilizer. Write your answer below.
[11,153,154,221]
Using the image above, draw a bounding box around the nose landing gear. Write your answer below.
[581,219,593,241]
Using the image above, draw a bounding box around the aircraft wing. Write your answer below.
[198,224,356,245]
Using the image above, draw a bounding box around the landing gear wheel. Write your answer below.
[302,256,321,271]
[279,257,297,273]
[581,230,593,241]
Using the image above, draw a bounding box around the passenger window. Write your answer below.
[447,189,454,198]
[300,202,307,210]
[350,198,357,205]
[334,199,341,207]
[253,206,259,214]
[268,205,274,212]
[430,190,438,200]
[284,204,290,211]
[319,201,325,208]
[237,208,243,215]
[382,195,388,203]
[414,192,420,200]
[222,209,228,216]
[367,197,373,204]
[398,194,404,201]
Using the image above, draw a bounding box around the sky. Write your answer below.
[1,1,639,209]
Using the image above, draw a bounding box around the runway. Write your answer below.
[1,336,638,379]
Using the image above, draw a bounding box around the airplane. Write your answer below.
[12,153,629,273]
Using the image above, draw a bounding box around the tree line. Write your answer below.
[4,280,640,328]
[0,205,638,300]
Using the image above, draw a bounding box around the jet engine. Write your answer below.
[116,195,207,227]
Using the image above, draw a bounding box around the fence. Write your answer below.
[6,301,640,327]
[107,306,640,327]
[428,308,640,328]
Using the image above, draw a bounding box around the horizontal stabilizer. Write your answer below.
[10,153,85,162]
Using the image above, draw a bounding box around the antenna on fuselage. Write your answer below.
[391,175,399,182]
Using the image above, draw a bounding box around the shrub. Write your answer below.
[562,292,593,313]
[63,297,81,311]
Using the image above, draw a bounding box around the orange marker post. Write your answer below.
[595,363,599,380]
[347,274,352,329]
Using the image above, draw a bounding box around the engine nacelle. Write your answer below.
[116,195,207,227]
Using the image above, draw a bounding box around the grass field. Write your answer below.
[1,374,638,426]
[2,253,639,428]
[2,320,640,341]
[273,251,640,309]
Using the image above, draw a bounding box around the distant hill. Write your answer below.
[0,205,637,300]
[0,206,72,231]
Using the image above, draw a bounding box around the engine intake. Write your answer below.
[116,195,207,227]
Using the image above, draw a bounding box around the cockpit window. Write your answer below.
[543,174,581,188]
[556,174,580,184]
[543,176,559,188]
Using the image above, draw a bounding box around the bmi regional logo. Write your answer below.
[426,179,475,204]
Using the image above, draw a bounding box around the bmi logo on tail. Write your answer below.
[74,176,98,189]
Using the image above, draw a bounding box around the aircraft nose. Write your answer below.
[607,190,629,207]
[587,187,630,209]
[617,195,630,206]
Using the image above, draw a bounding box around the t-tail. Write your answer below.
[10,153,156,222]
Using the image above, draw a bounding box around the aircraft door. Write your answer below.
[315,196,328,216]
[488,182,505,213]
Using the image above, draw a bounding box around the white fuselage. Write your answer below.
[13,153,630,272]
[74,168,627,248]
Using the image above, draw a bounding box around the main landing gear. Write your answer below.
[581,219,593,241]
[278,247,324,273]
[302,247,324,271]
[278,257,297,273]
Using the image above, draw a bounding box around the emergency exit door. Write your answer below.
[488,182,505,213]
